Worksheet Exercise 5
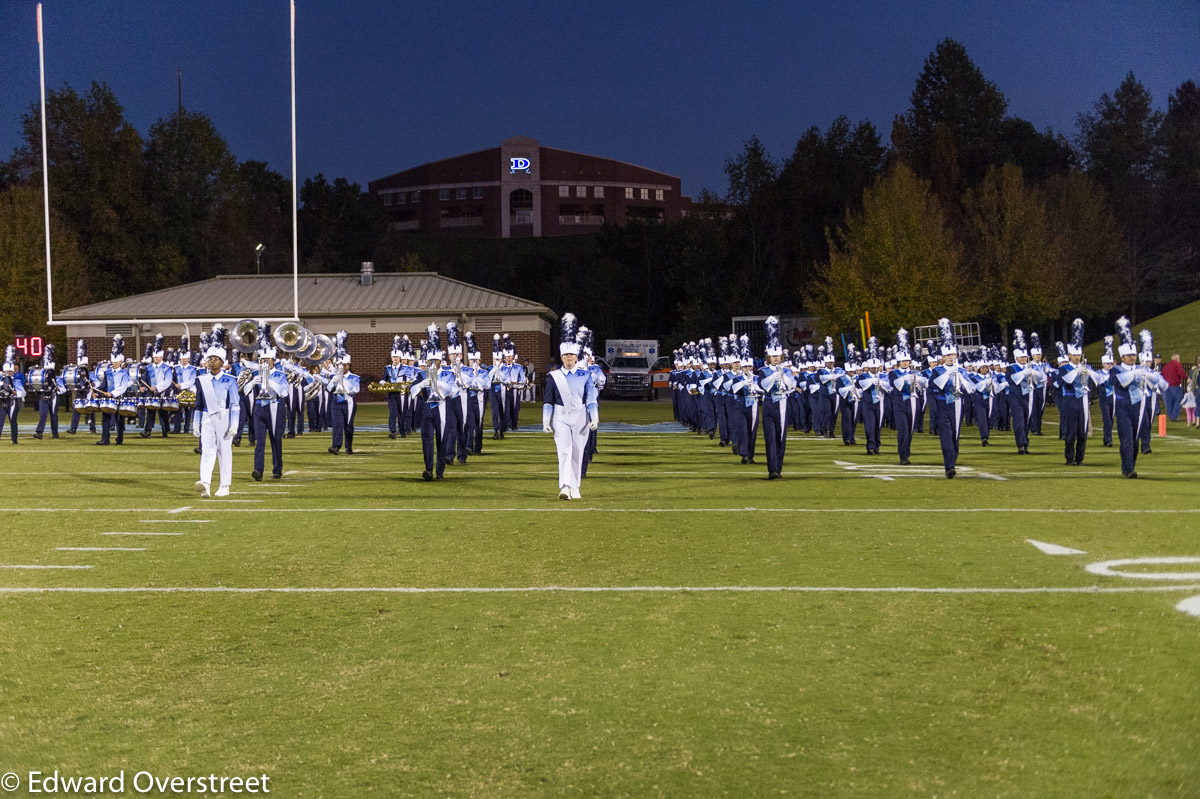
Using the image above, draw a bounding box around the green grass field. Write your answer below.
[1085,299,1200,364]
[1,400,1198,797]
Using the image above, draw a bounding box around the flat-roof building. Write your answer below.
[368,136,685,238]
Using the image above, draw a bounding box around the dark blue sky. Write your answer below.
[2,1,1196,197]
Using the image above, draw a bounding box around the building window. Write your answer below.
[655,189,664,201]
[510,188,533,225]
[397,193,405,204]
[455,188,467,200]
[559,185,569,197]
[576,185,587,198]
[624,187,633,199]
[383,194,393,205]
[595,186,604,198]
[640,188,649,200]
[440,189,450,201]
[411,191,420,203]
[473,187,483,199]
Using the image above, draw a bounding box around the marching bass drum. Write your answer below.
[61,365,88,390]
[26,367,50,392]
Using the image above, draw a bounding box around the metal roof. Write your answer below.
[57,272,554,320]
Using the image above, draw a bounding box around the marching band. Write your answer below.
[0,311,1180,491]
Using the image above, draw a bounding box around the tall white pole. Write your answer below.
[290,0,299,320]
[38,3,54,323]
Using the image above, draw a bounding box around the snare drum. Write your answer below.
[98,398,118,414]
[161,396,179,411]
[117,398,140,418]
[73,397,88,412]
[144,395,162,410]
[62,365,88,391]
[84,398,99,413]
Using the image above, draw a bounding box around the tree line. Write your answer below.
[1,38,1196,355]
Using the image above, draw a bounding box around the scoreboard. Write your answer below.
[14,335,45,358]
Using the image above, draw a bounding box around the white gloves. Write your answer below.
[543,423,553,434]
[223,426,235,440]
[588,416,599,432]
[193,427,201,439]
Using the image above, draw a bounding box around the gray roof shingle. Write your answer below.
[58,273,553,320]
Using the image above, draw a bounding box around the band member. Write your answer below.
[1058,319,1091,466]
[1109,318,1147,478]
[399,336,418,437]
[32,343,60,439]
[384,335,405,439]
[326,330,360,455]
[460,332,489,456]
[929,318,975,478]
[502,334,525,431]
[542,314,598,500]
[1137,333,1165,455]
[174,339,198,434]
[193,330,239,498]
[757,316,795,480]
[836,346,860,447]
[1,346,25,444]
[96,335,131,446]
[856,338,886,456]
[68,339,96,435]
[247,322,288,480]
[1005,330,1036,455]
[489,334,508,439]
[1028,333,1048,435]
[966,348,997,447]
[411,326,454,480]
[731,335,759,464]
[140,335,173,438]
[443,322,466,464]
[580,326,605,477]
[889,330,922,465]
[1097,337,1116,447]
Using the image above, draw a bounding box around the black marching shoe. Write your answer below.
[1065,459,1076,466]
[768,471,780,480]
[346,448,354,455]
[252,470,262,481]
[32,433,43,440]
[328,447,339,455]
[1142,448,1152,455]
[233,438,241,447]
[422,470,433,481]
[286,432,295,439]
[193,446,201,454]
[272,473,282,479]
[946,468,956,479]
[96,441,109,446]
[981,439,989,447]
[900,459,911,465]
[1122,470,1138,479]
[389,433,396,440]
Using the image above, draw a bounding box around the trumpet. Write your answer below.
[367,380,411,395]
[237,365,256,390]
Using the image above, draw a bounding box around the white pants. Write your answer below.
[199,410,233,488]
[552,410,589,490]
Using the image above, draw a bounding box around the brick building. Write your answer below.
[56,269,557,401]
[368,135,686,238]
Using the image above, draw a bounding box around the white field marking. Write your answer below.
[3,584,1200,595]
[1177,596,1200,617]
[0,471,196,475]
[56,547,144,552]
[0,565,93,570]
[284,470,299,475]
[1027,539,1087,555]
[832,460,1006,481]
[229,491,289,495]
[202,499,263,503]
[140,520,211,523]
[1085,557,1200,581]
[1,507,1199,515]
[103,532,182,536]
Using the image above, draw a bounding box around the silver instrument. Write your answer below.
[231,319,261,355]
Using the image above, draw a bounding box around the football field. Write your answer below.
[0,401,1197,797]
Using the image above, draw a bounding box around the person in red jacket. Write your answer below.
[1161,353,1187,422]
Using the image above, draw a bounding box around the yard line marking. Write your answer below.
[229,491,289,495]
[1085,557,1200,581]
[202,499,263,503]
[56,547,144,552]
[2,507,1200,514]
[284,470,299,475]
[103,532,182,536]
[3,584,1200,595]
[0,565,94,570]
[140,520,211,524]
[1027,540,1087,555]
[1177,596,1200,617]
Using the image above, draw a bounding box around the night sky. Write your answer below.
[1,1,1196,197]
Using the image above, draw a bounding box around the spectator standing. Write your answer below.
[1161,353,1187,421]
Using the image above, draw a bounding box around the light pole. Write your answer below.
[255,243,265,274]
